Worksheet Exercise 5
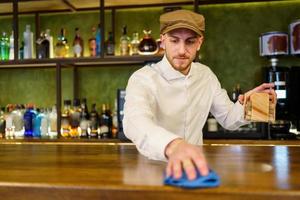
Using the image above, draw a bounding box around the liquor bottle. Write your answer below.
[119,26,130,56]
[11,105,24,138]
[40,108,49,138]
[105,31,115,56]
[69,98,81,138]
[23,104,37,137]
[33,108,42,137]
[49,105,57,138]
[5,105,15,138]
[111,99,118,139]
[55,28,69,58]
[0,32,9,60]
[61,100,71,137]
[9,31,14,60]
[36,32,50,59]
[0,107,6,138]
[89,103,99,138]
[88,27,97,57]
[232,84,242,102]
[23,25,34,59]
[99,104,112,138]
[96,24,101,56]
[79,98,89,138]
[19,41,24,59]
[45,29,54,58]
[73,27,84,57]
[138,29,158,55]
[131,32,139,55]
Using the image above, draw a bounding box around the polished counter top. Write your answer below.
[0,139,300,199]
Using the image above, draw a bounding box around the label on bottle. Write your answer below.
[120,40,129,55]
[73,43,82,57]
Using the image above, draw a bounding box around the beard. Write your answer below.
[165,53,194,75]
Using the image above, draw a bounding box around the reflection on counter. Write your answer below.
[203,115,300,140]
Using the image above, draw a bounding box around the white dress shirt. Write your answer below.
[123,56,248,161]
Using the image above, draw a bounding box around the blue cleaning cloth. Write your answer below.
[164,169,220,189]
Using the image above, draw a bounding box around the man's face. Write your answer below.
[161,28,203,75]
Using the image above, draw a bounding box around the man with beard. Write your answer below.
[123,9,276,181]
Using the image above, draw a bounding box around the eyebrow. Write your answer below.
[168,35,198,40]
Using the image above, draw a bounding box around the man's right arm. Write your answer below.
[123,74,179,161]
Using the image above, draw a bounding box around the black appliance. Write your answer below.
[288,67,300,132]
[264,66,298,139]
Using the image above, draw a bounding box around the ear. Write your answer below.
[197,36,204,51]
[160,34,166,50]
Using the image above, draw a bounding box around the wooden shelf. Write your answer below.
[0,0,290,15]
[0,55,163,69]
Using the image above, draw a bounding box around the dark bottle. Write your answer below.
[99,104,112,139]
[232,84,242,102]
[138,29,158,55]
[88,27,97,57]
[23,104,37,137]
[61,100,71,138]
[105,31,115,56]
[19,41,24,59]
[0,107,6,138]
[69,98,81,138]
[89,103,99,138]
[36,32,50,59]
[73,27,84,57]
[79,98,89,138]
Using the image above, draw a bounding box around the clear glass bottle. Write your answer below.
[5,105,15,139]
[138,29,158,55]
[40,108,49,138]
[55,28,69,58]
[36,32,50,59]
[0,32,9,60]
[131,32,139,55]
[69,98,81,138]
[61,100,71,138]
[88,27,97,57]
[9,30,14,60]
[105,31,115,56]
[73,27,84,57]
[23,25,34,59]
[48,105,57,138]
[119,26,130,56]
[12,104,24,138]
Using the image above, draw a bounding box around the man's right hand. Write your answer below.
[165,138,209,180]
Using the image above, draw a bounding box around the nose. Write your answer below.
[178,42,186,55]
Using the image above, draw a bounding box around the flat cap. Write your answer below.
[160,10,205,36]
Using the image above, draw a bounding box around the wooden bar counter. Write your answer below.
[0,139,300,200]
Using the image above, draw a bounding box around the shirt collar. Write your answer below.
[158,55,194,81]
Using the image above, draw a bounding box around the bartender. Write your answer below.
[123,9,276,181]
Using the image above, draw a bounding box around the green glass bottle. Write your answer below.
[0,32,9,60]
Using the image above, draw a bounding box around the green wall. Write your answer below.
[0,1,300,109]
